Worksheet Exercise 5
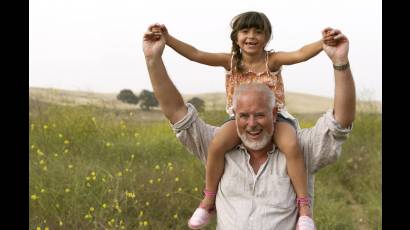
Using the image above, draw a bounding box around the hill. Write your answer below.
[29,87,381,114]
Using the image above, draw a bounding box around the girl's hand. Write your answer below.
[148,23,169,42]
[143,28,166,60]
[322,27,338,46]
[321,28,349,64]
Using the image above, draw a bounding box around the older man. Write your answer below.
[143,27,355,230]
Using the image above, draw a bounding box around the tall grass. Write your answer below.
[29,100,381,229]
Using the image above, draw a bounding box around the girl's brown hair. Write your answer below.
[230,11,272,72]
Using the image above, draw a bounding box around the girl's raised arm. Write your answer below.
[150,23,231,70]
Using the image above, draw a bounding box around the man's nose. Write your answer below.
[248,116,257,127]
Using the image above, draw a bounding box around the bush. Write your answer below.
[116,89,139,105]
[139,90,158,111]
[188,97,205,112]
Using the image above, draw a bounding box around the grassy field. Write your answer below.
[29,98,381,229]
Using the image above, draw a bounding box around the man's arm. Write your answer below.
[143,29,187,124]
[323,28,356,127]
[299,28,355,173]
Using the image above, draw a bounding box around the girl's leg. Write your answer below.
[274,121,311,217]
[201,119,240,209]
[188,120,240,229]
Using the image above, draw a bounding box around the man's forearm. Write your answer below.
[333,60,356,128]
[145,57,187,124]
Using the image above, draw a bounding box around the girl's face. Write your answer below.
[236,27,267,55]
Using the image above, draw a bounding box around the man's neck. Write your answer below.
[247,145,273,174]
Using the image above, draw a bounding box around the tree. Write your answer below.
[117,89,139,105]
[188,97,205,112]
[139,89,158,111]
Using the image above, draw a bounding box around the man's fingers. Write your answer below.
[144,31,161,41]
[322,27,333,36]
[333,33,345,40]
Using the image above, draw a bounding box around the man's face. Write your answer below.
[234,91,276,151]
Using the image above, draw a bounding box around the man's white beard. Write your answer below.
[237,127,273,151]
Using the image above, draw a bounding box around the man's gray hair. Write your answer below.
[232,83,276,111]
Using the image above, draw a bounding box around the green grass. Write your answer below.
[29,101,381,229]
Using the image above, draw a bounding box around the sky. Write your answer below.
[29,0,382,101]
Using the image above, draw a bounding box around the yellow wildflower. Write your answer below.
[173,214,178,219]
[36,149,44,156]
[65,188,70,193]
[31,194,39,200]
[102,203,107,209]
[174,177,179,182]
[64,140,70,145]
[68,164,73,169]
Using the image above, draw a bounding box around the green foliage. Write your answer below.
[139,90,159,111]
[187,97,205,112]
[29,103,381,229]
[117,89,139,105]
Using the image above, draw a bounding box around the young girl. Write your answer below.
[150,11,335,230]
